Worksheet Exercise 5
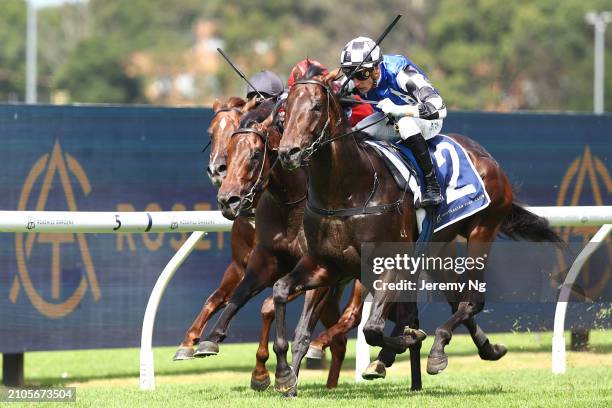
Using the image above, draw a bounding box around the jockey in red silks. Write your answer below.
[286,58,374,128]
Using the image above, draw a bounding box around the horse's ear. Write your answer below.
[227,96,246,109]
[260,113,274,129]
[242,97,258,113]
[266,124,281,150]
[212,98,223,112]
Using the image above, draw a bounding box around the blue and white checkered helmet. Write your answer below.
[340,37,382,69]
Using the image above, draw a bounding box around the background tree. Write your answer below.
[0,0,26,102]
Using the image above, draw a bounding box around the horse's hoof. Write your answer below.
[427,353,448,375]
[274,368,298,397]
[479,343,508,361]
[305,346,324,360]
[250,372,271,391]
[193,341,219,357]
[361,360,386,380]
[173,346,194,361]
[404,327,427,346]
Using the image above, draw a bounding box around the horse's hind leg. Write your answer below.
[449,301,507,360]
[174,261,243,360]
[308,280,364,358]
[427,224,497,375]
[363,272,422,355]
[465,316,508,360]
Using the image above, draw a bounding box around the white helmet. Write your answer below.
[340,36,382,70]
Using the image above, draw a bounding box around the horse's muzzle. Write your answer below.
[218,194,241,220]
[278,147,302,170]
[207,162,227,187]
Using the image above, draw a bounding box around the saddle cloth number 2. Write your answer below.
[433,141,476,205]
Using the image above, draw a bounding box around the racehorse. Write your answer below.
[202,100,431,390]
[195,100,364,390]
[272,64,563,396]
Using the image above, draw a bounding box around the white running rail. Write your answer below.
[1,206,610,387]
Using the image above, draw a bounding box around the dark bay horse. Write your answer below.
[196,104,359,390]
[174,96,257,361]
[272,66,562,395]
[206,105,427,391]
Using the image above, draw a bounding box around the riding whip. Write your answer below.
[216,48,265,100]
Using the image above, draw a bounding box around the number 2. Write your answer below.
[433,141,476,204]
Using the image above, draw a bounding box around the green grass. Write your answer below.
[1,330,611,407]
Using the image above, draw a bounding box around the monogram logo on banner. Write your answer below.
[555,145,612,299]
[9,141,101,319]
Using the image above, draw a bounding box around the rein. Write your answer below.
[230,126,271,212]
[293,79,388,161]
[291,78,402,218]
[229,125,304,214]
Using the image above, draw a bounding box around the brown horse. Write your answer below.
[195,102,359,390]
[173,97,257,361]
[272,66,562,396]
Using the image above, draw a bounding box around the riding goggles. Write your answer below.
[342,67,374,81]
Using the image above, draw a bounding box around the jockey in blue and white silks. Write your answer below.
[340,36,447,207]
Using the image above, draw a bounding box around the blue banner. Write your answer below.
[0,105,610,353]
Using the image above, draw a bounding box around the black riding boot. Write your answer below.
[400,134,443,207]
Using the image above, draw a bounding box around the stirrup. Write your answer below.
[420,191,443,207]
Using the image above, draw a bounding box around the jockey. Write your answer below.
[246,70,284,101]
[287,58,374,127]
[340,36,446,207]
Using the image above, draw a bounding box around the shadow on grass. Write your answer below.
[26,341,612,387]
[228,383,507,399]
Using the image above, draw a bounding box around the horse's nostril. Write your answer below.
[288,148,301,159]
[218,164,227,175]
[227,196,241,209]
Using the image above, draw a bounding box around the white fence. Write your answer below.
[0,206,610,390]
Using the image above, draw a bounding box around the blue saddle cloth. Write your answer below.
[394,134,490,232]
[367,135,490,233]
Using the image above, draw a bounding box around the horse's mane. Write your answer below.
[239,98,275,128]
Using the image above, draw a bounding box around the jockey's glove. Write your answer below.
[376,98,420,118]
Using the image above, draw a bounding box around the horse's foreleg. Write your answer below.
[251,292,302,391]
[195,246,277,357]
[316,285,347,389]
[290,287,333,377]
[273,255,341,397]
[174,261,243,360]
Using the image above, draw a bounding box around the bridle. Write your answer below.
[291,79,388,162]
[202,107,243,153]
[289,79,404,218]
[229,125,271,214]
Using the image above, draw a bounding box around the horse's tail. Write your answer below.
[500,202,564,243]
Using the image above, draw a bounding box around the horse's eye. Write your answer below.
[251,150,262,161]
[311,103,321,112]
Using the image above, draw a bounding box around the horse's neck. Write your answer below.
[308,126,378,208]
